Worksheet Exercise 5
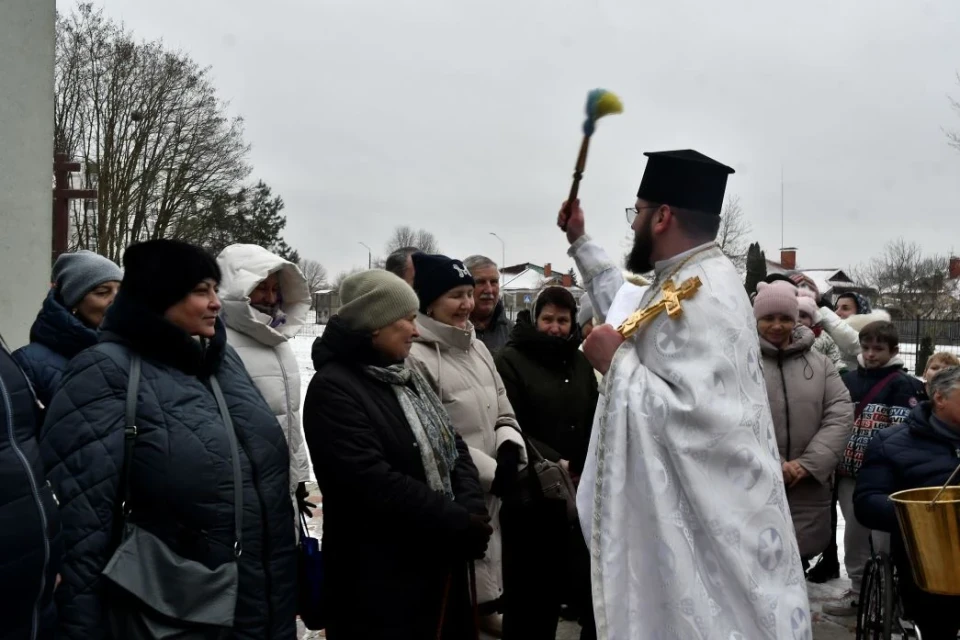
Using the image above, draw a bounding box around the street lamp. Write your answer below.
[358,242,372,269]
[489,232,505,268]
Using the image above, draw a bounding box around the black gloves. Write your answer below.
[490,441,522,498]
[460,514,493,560]
[296,482,316,517]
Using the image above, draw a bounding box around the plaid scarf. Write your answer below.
[364,364,458,498]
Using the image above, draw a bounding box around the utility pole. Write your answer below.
[489,232,505,267]
[780,164,785,250]
[358,242,372,269]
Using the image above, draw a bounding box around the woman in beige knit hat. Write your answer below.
[302,269,491,639]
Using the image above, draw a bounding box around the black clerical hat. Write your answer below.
[636,149,735,215]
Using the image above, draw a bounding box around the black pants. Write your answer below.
[824,480,840,557]
[500,497,567,640]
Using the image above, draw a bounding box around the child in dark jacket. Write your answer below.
[823,320,924,616]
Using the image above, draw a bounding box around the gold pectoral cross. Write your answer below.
[616,276,702,339]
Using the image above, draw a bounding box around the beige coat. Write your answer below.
[760,325,854,557]
[407,313,526,607]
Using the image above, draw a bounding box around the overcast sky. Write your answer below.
[75,0,960,279]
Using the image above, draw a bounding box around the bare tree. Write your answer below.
[332,267,365,291]
[946,73,960,152]
[385,225,439,255]
[716,195,751,272]
[299,258,328,299]
[851,239,957,319]
[56,4,250,261]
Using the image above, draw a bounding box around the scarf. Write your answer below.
[364,364,459,498]
[251,301,287,329]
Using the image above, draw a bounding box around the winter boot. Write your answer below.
[807,549,840,583]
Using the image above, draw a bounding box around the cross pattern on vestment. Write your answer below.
[616,276,702,339]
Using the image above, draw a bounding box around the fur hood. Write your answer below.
[844,310,892,333]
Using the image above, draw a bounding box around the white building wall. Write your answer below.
[0,0,56,347]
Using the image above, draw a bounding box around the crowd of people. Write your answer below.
[2,148,960,640]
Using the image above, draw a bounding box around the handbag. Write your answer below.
[101,355,243,639]
[514,436,578,523]
[296,509,325,629]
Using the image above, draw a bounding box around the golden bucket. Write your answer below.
[890,486,960,595]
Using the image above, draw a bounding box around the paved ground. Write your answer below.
[297,483,857,639]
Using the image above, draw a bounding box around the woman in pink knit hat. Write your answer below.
[754,281,853,569]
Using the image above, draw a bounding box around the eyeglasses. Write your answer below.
[625,206,659,225]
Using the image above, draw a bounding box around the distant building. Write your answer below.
[765,247,876,305]
[500,262,583,318]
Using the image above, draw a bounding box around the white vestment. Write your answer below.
[577,243,811,640]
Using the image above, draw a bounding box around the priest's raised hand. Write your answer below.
[582,324,625,374]
[557,199,586,244]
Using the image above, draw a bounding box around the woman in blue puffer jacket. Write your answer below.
[14,250,122,407]
[41,240,297,640]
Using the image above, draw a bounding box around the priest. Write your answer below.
[569,150,811,640]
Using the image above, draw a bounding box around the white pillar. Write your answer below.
[0,0,55,347]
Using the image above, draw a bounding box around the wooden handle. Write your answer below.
[928,460,960,509]
[435,570,453,639]
[561,135,591,231]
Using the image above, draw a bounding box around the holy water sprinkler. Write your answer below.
[560,89,624,231]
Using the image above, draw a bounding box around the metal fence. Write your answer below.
[892,318,960,375]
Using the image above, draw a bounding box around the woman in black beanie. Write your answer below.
[407,253,528,637]
[40,239,297,639]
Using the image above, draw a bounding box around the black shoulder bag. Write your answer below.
[102,355,243,638]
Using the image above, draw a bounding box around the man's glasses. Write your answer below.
[625,206,659,225]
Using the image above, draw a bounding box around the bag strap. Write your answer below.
[209,375,243,558]
[854,371,901,421]
[110,354,141,546]
[121,354,142,514]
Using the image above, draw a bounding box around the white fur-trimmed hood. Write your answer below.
[845,310,891,333]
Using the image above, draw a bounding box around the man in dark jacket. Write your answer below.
[0,334,62,640]
[465,255,513,354]
[825,320,924,616]
[854,366,960,640]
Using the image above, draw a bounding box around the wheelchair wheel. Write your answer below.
[856,554,895,640]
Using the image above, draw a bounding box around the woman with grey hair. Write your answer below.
[854,365,960,639]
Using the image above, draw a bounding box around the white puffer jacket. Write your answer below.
[217,245,312,498]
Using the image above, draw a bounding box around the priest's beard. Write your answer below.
[626,216,655,274]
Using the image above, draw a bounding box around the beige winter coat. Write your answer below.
[759,325,854,557]
[407,313,526,607]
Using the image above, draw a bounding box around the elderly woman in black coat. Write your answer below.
[41,240,297,639]
[303,270,490,640]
